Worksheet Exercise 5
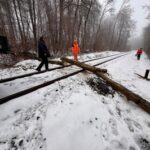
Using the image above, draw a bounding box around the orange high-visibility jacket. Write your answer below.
[71,42,80,54]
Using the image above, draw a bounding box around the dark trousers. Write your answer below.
[137,54,141,60]
[37,57,48,71]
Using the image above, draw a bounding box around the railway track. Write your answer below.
[0,53,127,104]
[0,53,120,83]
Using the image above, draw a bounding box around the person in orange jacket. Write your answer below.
[71,40,80,61]
[136,48,143,60]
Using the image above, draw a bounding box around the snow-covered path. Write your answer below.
[43,51,150,150]
[0,51,150,150]
[101,51,150,101]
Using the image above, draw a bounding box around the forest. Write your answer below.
[0,0,149,58]
[143,5,150,58]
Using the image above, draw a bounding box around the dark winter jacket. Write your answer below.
[38,41,50,58]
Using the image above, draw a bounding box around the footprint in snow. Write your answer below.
[129,146,138,150]
[124,118,142,133]
[133,120,142,130]
[109,118,118,136]
[101,122,109,141]
[106,139,127,150]
[130,84,136,88]
[124,118,135,132]
[108,109,114,116]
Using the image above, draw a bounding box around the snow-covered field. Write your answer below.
[0,51,150,150]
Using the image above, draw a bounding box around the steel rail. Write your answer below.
[0,53,120,83]
[0,53,127,104]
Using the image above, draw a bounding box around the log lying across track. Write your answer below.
[1,53,125,84]
[0,54,126,105]
[61,57,150,114]
[61,57,107,73]
[49,60,65,66]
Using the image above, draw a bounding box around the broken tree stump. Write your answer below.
[135,73,150,81]
[61,57,107,73]
[144,70,150,79]
[61,57,150,114]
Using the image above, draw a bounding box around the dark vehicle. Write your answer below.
[0,36,9,54]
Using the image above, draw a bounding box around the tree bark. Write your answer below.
[82,0,93,51]
[49,60,65,66]
[28,0,37,52]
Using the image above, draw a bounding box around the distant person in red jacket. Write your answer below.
[136,48,143,60]
[71,40,80,61]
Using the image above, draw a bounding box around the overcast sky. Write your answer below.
[99,0,149,37]
[115,0,149,37]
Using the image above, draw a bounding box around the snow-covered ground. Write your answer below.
[0,51,150,150]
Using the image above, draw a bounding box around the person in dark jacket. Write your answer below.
[36,37,50,71]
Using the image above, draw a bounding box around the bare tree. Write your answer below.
[113,5,134,50]
[0,0,135,58]
[142,4,150,58]
[93,0,113,50]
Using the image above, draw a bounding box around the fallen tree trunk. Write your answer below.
[49,60,65,66]
[96,72,150,114]
[61,57,107,73]
[61,57,150,114]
